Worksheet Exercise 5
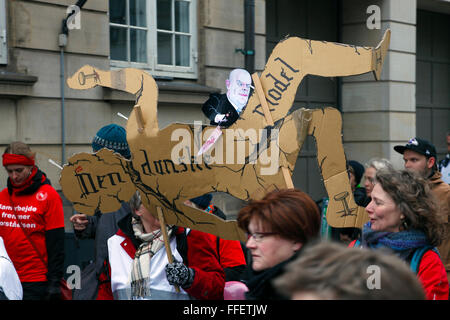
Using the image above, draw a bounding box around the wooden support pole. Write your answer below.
[156,206,180,293]
[251,73,294,189]
[134,104,145,133]
[251,73,274,127]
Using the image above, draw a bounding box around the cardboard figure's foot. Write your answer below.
[372,29,391,80]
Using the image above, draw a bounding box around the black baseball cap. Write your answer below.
[394,137,437,159]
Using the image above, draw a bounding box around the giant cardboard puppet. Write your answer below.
[61,30,391,242]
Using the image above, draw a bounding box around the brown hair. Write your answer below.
[375,169,444,246]
[274,241,426,300]
[4,141,36,160]
[237,189,320,244]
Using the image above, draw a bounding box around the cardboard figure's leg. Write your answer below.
[302,29,390,80]
[308,108,369,229]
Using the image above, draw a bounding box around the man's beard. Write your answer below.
[406,166,432,179]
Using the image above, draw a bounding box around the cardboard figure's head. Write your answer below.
[226,69,252,111]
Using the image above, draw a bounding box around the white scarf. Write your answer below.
[130,217,172,299]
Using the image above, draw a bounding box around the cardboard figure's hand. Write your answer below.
[214,114,226,123]
[217,113,234,127]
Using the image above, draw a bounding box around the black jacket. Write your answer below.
[72,202,130,300]
[202,93,240,128]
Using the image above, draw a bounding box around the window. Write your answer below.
[0,0,7,65]
[109,0,197,79]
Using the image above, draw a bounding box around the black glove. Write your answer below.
[165,261,195,289]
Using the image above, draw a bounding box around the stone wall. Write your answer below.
[341,0,417,169]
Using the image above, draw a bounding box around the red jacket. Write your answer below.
[98,226,225,300]
[204,233,247,281]
[417,250,449,300]
[349,240,449,300]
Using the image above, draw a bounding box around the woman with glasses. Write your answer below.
[236,189,321,300]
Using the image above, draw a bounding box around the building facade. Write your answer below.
[0,0,449,226]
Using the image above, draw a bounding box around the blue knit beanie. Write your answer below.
[92,124,131,159]
[190,194,213,210]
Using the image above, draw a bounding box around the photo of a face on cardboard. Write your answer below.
[61,29,390,241]
[226,69,252,111]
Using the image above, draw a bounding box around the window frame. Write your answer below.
[109,0,198,79]
[0,0,7,65]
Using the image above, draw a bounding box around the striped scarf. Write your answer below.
[361,222,430,260]
[130,217,172,299]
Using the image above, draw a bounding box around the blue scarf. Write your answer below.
[361,222,430,260]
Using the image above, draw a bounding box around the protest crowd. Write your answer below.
[0,122,448,301]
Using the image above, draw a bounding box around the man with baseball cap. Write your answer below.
[394,137,450,284]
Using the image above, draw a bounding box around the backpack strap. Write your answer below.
[410,246,439,274]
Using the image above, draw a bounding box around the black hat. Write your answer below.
[393,137,437,159]
[190,194,212,210]
[347,160,365,185]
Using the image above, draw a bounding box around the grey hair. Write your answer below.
[129,191,142,219]
[365,158,394,171]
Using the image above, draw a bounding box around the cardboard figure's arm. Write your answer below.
[202,94,239,128]
[202,94,222,123]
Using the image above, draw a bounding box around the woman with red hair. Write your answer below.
[237,188,321,300]
[0,142,65,300]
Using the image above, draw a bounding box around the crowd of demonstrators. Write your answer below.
[236,189,321,300]
[1,129,448,301]
[350,168,448,300]
[97,191,225,300]
[439,131,450,184]
[274,241,426,300]
[394,138,450,285]
[70,124,132,300]
[0,141,65,300]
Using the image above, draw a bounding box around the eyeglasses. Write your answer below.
[247,232,278,242]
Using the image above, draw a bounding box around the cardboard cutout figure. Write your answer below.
[198,69,252,155]
[61,30,390,241]
[202,68,252,128]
